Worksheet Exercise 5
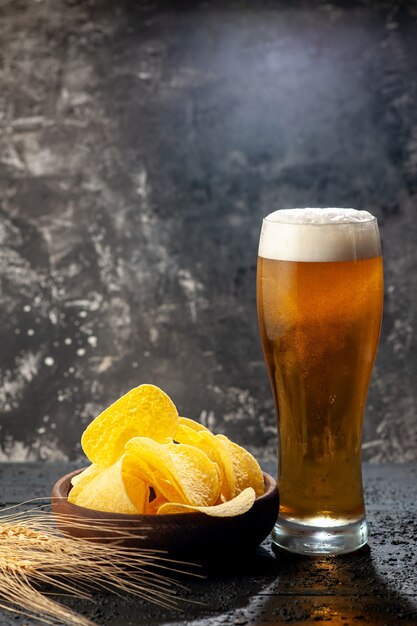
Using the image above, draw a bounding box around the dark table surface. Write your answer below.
[0,461,416,625]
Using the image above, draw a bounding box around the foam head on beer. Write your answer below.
[259,207,381,263]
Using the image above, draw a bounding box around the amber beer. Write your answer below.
[257,208,383,555]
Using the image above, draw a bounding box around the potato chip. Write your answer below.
[82,384,179,467]
[146,493,168,515]
[174,421,235,501]
[157,487,256,517]
[122,437,221,507]
[178,416,207,432]
[70,464,100,489]
[216,435,264,498]
[175,418,264,500]
[68,459,146,514]
[122,454,180,509]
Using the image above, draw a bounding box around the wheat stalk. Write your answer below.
[0,504,201,626]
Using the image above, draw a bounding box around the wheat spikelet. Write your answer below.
[0,504,201,626]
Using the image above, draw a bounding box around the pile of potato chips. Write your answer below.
[69,384,264,517]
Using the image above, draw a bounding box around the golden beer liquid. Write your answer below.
[257,255,383,524]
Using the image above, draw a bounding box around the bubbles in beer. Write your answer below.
[259,207,381,263]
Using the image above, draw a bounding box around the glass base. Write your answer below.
[272,515,368,556]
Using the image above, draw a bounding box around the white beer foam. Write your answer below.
[259,208,381,262]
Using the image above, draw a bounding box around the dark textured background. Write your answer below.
[0,0,416,463]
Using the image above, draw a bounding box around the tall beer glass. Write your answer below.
[257,208,383,555]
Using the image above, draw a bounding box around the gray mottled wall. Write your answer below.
[0,0,416,462]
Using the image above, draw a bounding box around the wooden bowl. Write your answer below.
[51,469,279,561]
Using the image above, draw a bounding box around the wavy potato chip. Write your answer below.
[146,493,169,515]
[70,463,100,489]
[174,421,235,501]
[82,384,178,467]
[157,487,256,517]
[216,434,264,498]
[122,437,221,507]
[122,455,180,509]
[178,416,206,432]
[68,459,145,514]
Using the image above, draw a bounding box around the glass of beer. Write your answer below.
[257,208,383,555]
